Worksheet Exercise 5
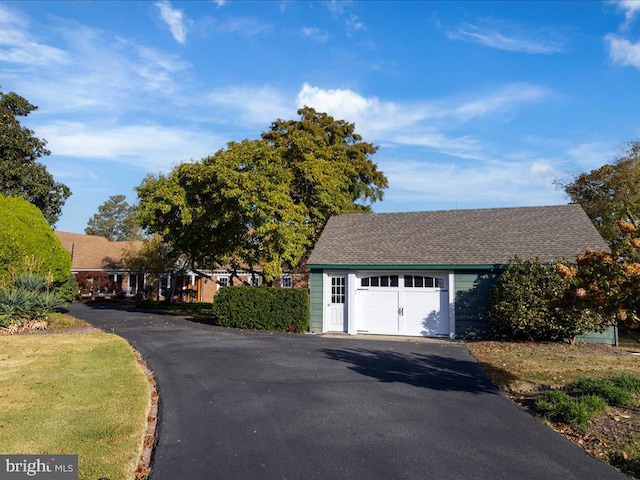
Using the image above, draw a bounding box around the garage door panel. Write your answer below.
[356,289,399,334]
[403,290,449,337]
[354,272,450,338]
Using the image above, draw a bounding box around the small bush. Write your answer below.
[568,377,637,408]
[54,273,79,303]
[212,286,309,333]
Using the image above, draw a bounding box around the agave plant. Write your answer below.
[31,291,64,320]
[0,273,63,330]
[14,273,48,293]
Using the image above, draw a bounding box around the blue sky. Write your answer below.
[2,1,640,234]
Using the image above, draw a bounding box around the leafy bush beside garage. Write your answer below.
[212,286,310,333]
[490,257,607,342]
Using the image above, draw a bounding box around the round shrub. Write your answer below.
[0,195,71,284]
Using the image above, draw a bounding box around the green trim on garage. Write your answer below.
[309,269,324,333]
[453,270,500,339]
[308,264,502,271]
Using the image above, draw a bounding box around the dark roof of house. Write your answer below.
[55,231,143,271]
[307,204,609,267]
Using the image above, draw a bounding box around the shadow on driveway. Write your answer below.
[321,347,500,394]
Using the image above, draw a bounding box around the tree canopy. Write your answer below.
[137,107,388,282]
[0,90,71,226]
[0,195,71,284]
[85,194,143,241]
[562,141,640,252]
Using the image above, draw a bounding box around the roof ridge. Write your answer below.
[337,204,578,218]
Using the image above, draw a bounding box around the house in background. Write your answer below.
[307,204,615,343]
[55,231,147,298]
[54,231,306,302]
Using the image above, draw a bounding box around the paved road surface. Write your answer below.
[67,303,627,480]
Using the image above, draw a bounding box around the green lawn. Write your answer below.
[0,333,150,480]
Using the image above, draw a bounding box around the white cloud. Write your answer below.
[613,0,640,28]
[346,14,365,36]
[0,5,70,66]
[38,122,225,173]
[213,0,227,7]
[380,158,563,207]
[296,82,433,137]
[205,85,292,127]
[566,141,619,170]
[217,17,271,36]
[392,132,487,161]
[155,1,188,44]
[445,20,569,54]
[302,27,329,43]
[325,0,352,16]
[530,161,553,174]
[606,34,640,68]
[446,84,552,121]
[4,16,190,115]
[296,82,552,152]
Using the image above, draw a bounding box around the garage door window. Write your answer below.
[404,276,444,288]
[360,275,399,287]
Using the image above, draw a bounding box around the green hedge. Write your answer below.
[212,286,309,333]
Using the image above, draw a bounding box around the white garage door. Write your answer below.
[355,273,449,337]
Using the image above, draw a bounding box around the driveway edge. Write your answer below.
[132,348,159,480]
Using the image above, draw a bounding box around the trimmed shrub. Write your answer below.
[212,286,310,333]
[0,195,71,284]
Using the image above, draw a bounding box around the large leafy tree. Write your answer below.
[0,90,71,226]
[85,194,143,241]
[137,139,311,282]
[262,106,387,243]
[137,108,388,282]
[562,141,640,252]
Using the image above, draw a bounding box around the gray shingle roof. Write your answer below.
[307,204,609,266]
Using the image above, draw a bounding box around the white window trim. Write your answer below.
[280,274,293,288]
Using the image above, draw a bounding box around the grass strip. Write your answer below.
[0,333,150,480]
[467,341,640,389]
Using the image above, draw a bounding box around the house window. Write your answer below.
[331,277,345,304]
[404,276,444,288]
[248,275,261,287]
[217,276,229,288]
[360,275,398,288]
[129,274,144,294]
[280,274,293,288]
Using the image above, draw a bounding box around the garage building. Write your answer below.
[307,204,611,341]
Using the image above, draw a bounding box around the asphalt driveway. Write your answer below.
[66,303,627,480]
